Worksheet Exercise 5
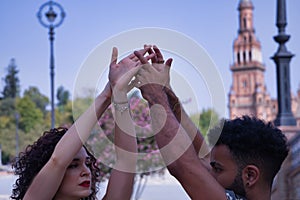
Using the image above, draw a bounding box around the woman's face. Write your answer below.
[55,147,92,199]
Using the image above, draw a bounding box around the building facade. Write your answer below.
[229,1,300,199]
[228,0,300,126]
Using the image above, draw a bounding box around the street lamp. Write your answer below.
[37,0,66,128]
[272,0,296,126]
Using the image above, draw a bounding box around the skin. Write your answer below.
[135,45,272,200]
[55,147,92,200]
[23,47,151,200]
[134,47,227,200]
[210,145,239,190]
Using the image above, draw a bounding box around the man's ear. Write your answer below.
[242,165,260,187]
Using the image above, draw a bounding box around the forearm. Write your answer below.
[24,88,111,199]
[113,101,137,169]
[164,87,210,157]
[149,91,226,200]
[104,96,137,200]
[149,93,195,166]
[52,89,111,167]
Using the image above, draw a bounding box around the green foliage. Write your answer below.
[2,58,20,99]
[0,98,15,118]
[24,86,49,115]
[0,122,46,164]
[190,108,219,137]
[72,96,93,120]
[56,86,70,107]
[0,127,18,164]
[56,100,74,127]
[16,96,43,132]
[0,98,17,131]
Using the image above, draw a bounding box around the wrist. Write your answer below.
[145,90,169,108]
[112,101,129,113]
[112,90,128,103]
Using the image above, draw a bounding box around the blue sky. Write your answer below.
[0,0,299,117]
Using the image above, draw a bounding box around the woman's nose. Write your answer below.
[81,165,91,177]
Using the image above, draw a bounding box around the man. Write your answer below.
[134,46,289,200]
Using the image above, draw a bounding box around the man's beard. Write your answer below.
[229,168,246,197]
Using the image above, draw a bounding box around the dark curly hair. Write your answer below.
[11,127,102,200]
[208,115,289,186]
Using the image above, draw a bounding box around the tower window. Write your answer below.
[243,17,247,29]
[243,51,246,63]
[237,52,241,64]
[249,51,252,61]
[258,98,262,103]
[243,80,247,88]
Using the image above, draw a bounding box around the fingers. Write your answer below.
[165,58,173,67]
[110,47,118,65]
[144,44,158,63]
[153,45,164,63]
[128,47,151,62]
[134,50,148,64]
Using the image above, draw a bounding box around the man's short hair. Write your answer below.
[208,115,289,186]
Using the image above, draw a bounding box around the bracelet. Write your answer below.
[112,101,129,113]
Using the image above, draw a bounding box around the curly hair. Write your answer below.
[11,127,102,200]
[208,115,289,186]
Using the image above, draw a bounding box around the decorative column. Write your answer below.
[272,0,296,126]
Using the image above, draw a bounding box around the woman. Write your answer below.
[11,47,150,200]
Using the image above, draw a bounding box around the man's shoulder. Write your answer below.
[225,190,246,200]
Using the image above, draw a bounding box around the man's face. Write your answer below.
[210,144,245,196]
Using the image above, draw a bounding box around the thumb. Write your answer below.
[165,58,173,68]
[110,47,118,65]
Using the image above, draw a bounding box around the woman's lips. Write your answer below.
[79,181,90,188]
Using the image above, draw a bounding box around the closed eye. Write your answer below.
[210,161,223,173]
[68,163,78,169]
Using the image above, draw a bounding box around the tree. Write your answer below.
[1,58,20,99]
[190,108,219,138]
[56,86,70,107]
[16,96,43,132]
[23,86,49,115]
[0,98,15,118]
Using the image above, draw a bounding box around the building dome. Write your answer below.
[239,0,253,9]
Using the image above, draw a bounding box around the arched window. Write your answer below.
[243,17,247,29]
[237,52,241,65]
[243,80,247,88]
[249,50,252,61]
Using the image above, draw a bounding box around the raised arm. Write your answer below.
[102,47,143,200]
[146,45,210,159]
[23,82,112,200]
[23,47,149,200]
[134,50,226,200]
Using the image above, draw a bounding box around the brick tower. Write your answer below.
[228,0,275,121]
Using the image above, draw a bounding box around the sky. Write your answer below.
[0,0,299,117]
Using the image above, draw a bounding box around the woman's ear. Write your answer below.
[242,165,260,187]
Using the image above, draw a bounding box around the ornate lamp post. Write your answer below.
[37,1,65,128]
[272,0,296,126]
